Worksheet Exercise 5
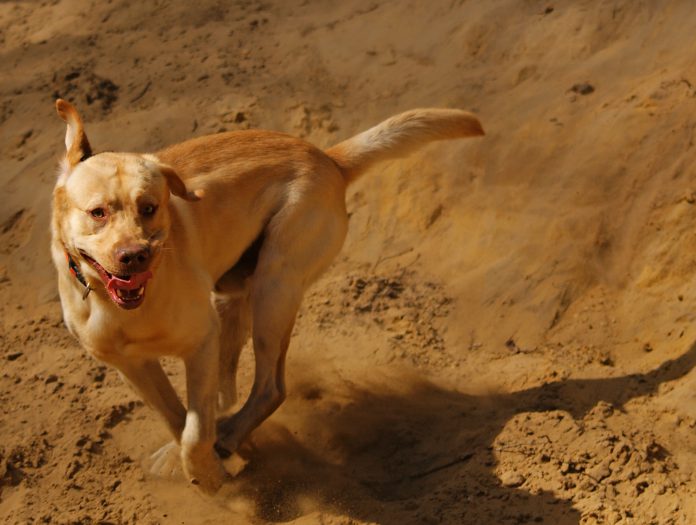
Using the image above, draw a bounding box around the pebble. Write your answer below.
[499,470,525,487]
[587,462,612,482]
[571,82,595,95]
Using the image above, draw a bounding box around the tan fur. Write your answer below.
[51,99,483,494]
[326,108,484,184]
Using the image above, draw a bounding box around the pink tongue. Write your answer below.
[106,271,153,293]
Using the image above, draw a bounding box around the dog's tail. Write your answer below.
[325,108,484,185]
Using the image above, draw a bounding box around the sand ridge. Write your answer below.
[3,1,696,523]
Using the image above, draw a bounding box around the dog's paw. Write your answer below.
[149,441,182,478]
[181,443,228,495]
[221,451,249,477]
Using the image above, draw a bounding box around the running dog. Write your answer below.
[51,99,483,493]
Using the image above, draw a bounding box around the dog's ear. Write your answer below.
[159,165,203,201]
[55,99,92,168]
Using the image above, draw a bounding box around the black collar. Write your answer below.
[65,251,92,299]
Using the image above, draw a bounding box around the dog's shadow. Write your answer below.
[222,343,696,524]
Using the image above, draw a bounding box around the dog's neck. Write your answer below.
[64,250,93,300]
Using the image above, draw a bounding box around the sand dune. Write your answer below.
[2,1,696,523]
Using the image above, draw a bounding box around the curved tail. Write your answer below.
[325,108,484,185]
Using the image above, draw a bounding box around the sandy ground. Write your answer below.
[3,0,696,523]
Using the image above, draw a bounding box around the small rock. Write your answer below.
[635,480,649,495]
[579,478,596,491]
[593,400,614,418]
[570,82,595,95]
[607,511,623,525]
[587,462,612,482]
[599,355,614,366]
[499,470,525,487]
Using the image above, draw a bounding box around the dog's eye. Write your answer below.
[89,208,106,219]
[141,204,158,217]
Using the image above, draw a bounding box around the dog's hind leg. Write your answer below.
[213,233,261,413]
[217,201,348,454]
[216,269,300,453]
[214,288,251,413]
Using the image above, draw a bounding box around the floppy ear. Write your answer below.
[159,165,203,201]
[55,99,92,168]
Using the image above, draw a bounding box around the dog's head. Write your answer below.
[52,99,198,310]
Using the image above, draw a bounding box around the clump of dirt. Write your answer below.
[303,270,453,367]
[5,1,696,523]
[494,402,687,524]
[52,66,119,115]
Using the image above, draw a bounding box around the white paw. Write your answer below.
[148,441,182,479]
[222,452,248,477]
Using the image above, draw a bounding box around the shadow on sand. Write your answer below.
[223,342,696,524]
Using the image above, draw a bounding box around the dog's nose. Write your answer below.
[116,244,150,271]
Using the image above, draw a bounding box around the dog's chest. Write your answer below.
[72,294,213,361]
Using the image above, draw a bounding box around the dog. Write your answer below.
[51,99,483,493]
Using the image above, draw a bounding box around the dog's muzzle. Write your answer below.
[81,253,153,309]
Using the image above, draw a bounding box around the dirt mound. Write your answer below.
[3,1,696,523]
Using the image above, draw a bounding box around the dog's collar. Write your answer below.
[65,251,92,300]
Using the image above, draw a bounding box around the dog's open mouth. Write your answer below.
[81,253,152,310]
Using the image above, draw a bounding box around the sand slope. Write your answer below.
[3,1,696,523]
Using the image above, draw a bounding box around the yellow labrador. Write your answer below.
[51,99,483,493]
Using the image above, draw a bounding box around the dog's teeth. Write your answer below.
[114,286,144,301]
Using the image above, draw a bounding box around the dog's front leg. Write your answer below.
[181,328,227,494]
[111,357,187,440]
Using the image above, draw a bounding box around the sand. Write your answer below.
[2,0,696,523]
